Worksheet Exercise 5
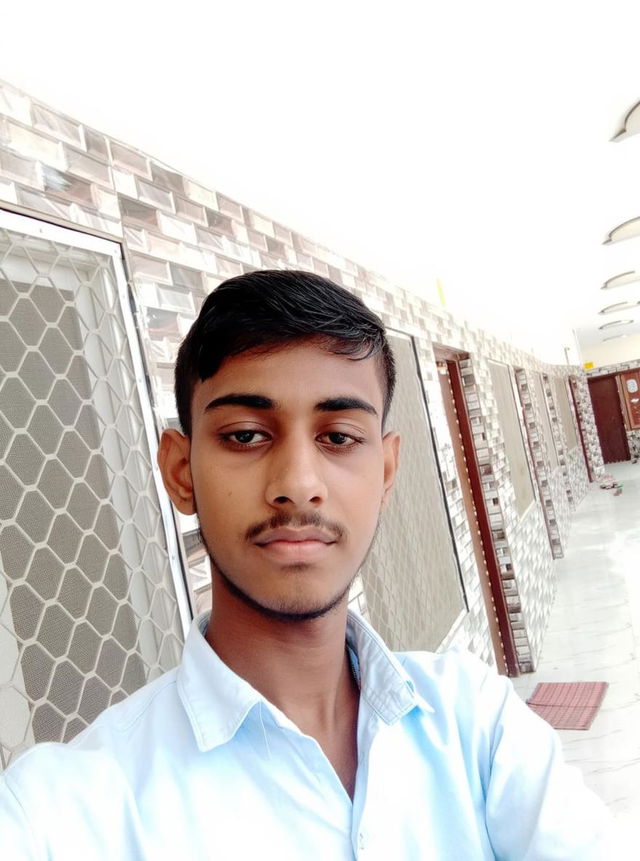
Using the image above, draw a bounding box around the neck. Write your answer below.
[205,571,360,798]
[205,572,355,730]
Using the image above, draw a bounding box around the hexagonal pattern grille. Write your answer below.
[0,225,183,770]
[359,334,465,651]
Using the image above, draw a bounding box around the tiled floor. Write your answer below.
[513,460,640,840]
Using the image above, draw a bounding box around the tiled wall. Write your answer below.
[586,359,640,376]
[514,369,563,559]
[0,79,598,671]
[570,373,606,479]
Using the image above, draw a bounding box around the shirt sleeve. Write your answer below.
[0,773,39,859]
[478,666,627,860]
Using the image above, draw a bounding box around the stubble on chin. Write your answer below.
[214,559,354,623]
[194,492,381,623]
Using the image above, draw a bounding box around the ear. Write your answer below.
[157,429,196,515]
[381,431,400,506]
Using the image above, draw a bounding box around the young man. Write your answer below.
[0,271,620,858]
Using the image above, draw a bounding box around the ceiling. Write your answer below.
[2,0,640,363]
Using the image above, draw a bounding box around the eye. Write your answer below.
[318,431,364,449]
[220,429,270,448]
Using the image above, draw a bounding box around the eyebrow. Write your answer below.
[203,393,378,417]
[204,393,275,412]
[315,397,378,417]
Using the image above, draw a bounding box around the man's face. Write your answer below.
[161,340,399,621]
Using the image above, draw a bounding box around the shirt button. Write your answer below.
[358,832,366,850]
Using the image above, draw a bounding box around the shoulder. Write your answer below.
[396,645,493,678]
[393,647,519,748]
[3,668,182,788]
[396,647,504,703]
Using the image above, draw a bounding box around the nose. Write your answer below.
[265,434,328,508]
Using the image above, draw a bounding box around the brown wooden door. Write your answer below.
[436,356,518,676]
[620,370,640,430]
[588,375,630,463]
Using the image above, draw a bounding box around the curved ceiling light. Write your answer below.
[599,301,640,314]
[602,271,640,290]
[598,319,634,330]
[603,333,630,342]
[604,217,640,244]
[612,100,640,141]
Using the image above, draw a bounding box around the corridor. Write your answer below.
[513,461,640,836]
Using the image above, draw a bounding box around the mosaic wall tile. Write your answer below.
[628,430,640,460]
[514,369,562,558]
[64,148,111,185]
[0,150,43,189]
[112,168,137,198]
[183,179,217,209]
[0,78,604,674]
[109,142,150,177]
[31,104,84,148]
[0,85,31,124]
[84,129,108,161]
[5,121,65,169]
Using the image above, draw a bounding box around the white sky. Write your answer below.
[3,0,640,362]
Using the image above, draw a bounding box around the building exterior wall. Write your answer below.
[514,368,563,559]
[571,373,606,479]
[0,79,599,675]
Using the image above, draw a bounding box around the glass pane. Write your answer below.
[488,361,535,517]
[359,334,466,651]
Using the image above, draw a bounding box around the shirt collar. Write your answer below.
[177,609,433,752]
[345,611,434,722]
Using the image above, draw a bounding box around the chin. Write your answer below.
[218,564,352,623]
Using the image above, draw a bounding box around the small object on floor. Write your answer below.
[613,485,623,496]
[526,681,609,730]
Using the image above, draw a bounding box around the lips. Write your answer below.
[252,527,337,562]
[254,527,337,546]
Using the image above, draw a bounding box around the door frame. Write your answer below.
[568,377,593,483]
[434,345,519,676]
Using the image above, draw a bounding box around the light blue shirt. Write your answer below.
[0,611,619,859]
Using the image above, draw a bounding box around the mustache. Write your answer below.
[245,511,345,543]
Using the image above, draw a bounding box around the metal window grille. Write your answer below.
[0,212,189,771]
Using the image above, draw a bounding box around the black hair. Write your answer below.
[174,269,396,436]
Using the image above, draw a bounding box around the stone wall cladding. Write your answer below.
[514,368,563,558]
[459,357,538,670]
[571,373,605,480]
[562,380,591,504]
[537,375,591,543]
[0,79,599,669]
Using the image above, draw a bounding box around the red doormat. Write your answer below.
[526,682,609,730]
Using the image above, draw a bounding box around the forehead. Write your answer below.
[191,342,385,416]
